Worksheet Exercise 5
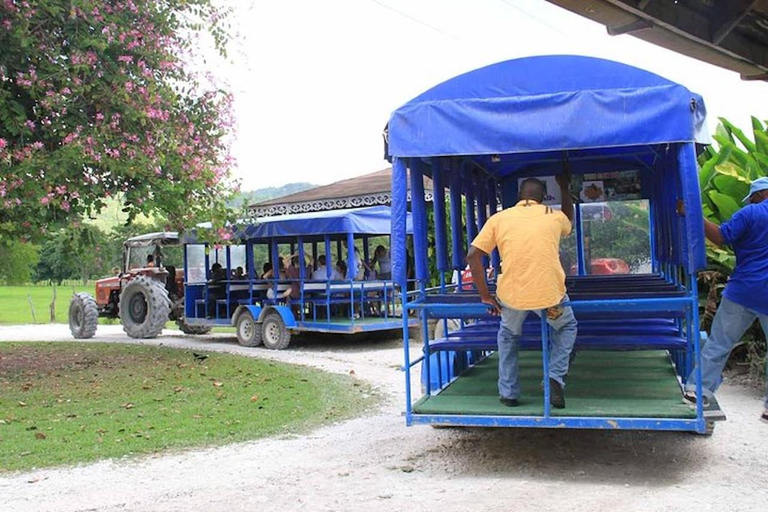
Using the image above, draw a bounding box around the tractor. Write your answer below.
[68,232,211,339]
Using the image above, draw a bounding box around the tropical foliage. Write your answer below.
[697,117,767,375]
[0,0,235,243]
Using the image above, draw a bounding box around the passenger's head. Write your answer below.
[262,262,272,274]
[375,245,386,257]
[519,178,545,203]
[291,254,299,266]
[336,260,347,275]
[211,263,222,272]
[317,255,326,266]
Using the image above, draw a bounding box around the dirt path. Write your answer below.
[1,325,766,512]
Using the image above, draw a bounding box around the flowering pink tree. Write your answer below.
[0,0,236,241]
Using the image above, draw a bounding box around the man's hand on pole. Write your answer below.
[468,246,500,316]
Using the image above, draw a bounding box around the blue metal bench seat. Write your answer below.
[429,334,687,352]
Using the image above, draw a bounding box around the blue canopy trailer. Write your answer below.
[182,206,416,349]
[386,55,718,434]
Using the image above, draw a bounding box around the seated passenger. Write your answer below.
[334,260,347,281]
[260,262,272,279]
[234,266,245,280]
[207,263,227,318]
[371,245,391,280]
[312,255,330,280]
[285,254,301,301]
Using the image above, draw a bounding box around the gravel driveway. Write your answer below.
[1,325,766,512]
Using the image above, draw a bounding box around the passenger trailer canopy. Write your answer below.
[387,55,708,160]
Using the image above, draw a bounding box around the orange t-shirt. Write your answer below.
[471,200,571,310]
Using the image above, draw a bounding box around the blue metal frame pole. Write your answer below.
[391,157,413,419]
[298,236,305,322]
[449,161,464,270]
[575,202,586,276]
[541,313,551,417]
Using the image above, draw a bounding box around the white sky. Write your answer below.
[212,0,768,190]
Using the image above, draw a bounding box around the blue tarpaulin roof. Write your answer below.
[241,206,412,240]
[386,55,708,160]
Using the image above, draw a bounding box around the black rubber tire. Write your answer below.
[261,311,291,350]
[118,275,171,339]
[235,311,262,347]
[69,292,99,339]
[176,318,212,335]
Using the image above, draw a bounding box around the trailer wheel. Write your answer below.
[176,318,212,335]
[119,275,171,339]
[261,311,291,350]
[235,311,262,347]
[69,292,99,339]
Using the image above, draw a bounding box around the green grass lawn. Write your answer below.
[0,285,93,325]
[0,285,233,332]
[0,342,374,472]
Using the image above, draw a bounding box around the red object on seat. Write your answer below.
[589,258,630,275]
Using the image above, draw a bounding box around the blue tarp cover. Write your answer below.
[242,206,412,239]
[387,55,707,158]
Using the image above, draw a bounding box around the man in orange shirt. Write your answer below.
[468,175,577,408]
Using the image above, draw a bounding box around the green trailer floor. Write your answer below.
[413,351,695,418]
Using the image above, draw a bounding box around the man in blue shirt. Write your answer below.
[685,177,768,423]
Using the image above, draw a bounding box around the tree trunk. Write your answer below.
[49,284,57,323]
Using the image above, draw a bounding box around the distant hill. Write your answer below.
[230,182,316,209]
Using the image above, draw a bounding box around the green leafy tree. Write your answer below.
[34,224,106,284]
[0,0,235,242]
[0,241,39,285]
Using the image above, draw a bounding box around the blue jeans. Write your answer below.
[686,296,768,407]
[497,295,578,400]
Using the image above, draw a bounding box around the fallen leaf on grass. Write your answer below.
[173,386,183,393]
[121,403,134,409]
[18,401,27,407]
[212,381,223,388]
[34,432,46,440]
[250,395,259,402]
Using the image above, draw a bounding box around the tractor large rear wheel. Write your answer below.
[69,292,99,339]
[261,312,291,350]
[119,275,171,339]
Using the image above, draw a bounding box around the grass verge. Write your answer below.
[0,285,92,325]
[0,342,374,472]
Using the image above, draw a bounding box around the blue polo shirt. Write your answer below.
[720,201,768,315]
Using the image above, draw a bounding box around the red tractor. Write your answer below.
[68,232,210,339]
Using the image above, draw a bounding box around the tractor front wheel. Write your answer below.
[118,275,171,339]
[69,292,99,339]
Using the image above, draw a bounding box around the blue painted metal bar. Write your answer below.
[575,202,587,276]
[691,275,704,421]
[449,160,464,269]
[391,157,413,416]
[410,158,429,282]
[487,179,501,272]
[408,414,705,432]
[464,166,477,245]
[324,236,332,280]
[347,232,356,281]
[431,158,448,273]
[271,239,280,298]
[298,236,306,322]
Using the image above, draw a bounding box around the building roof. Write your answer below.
[249,168,432,217]
[547,0,768,81]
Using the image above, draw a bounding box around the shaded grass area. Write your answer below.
[0,285,93,325]
[0,342,373,472]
